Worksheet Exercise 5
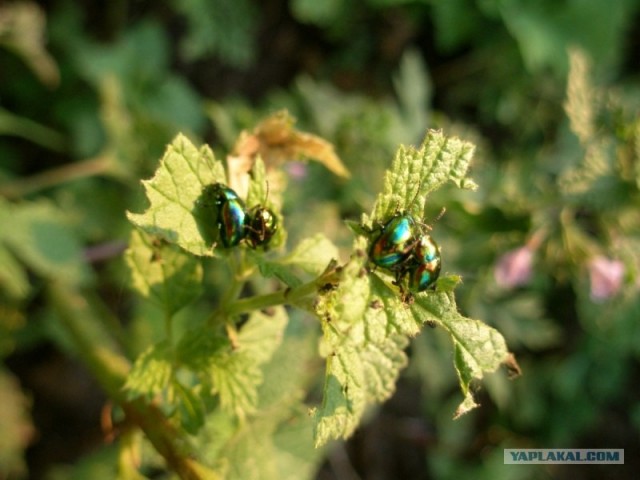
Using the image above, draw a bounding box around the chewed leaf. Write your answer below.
[369,129,476,225]
[313,237,412,446]
[233,110,350,178]
[126,134,226,256]
[313,130,514,446]
[412,294,513,417]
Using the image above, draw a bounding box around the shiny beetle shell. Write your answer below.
[245,206,278,248]
[408,234,441,291]
[369,214,418,270]
[212,183,247,248]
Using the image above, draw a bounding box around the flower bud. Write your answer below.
[495,246,533,289]
[588,256,624,301]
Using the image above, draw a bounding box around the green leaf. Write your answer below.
[127,134,227,256]
[176,327,229,372]
[198,406,319,480]
[313,237,411,446]
[191,312,324,480]
[254,257,303,288]
[173,381,207,435]
[235,308,288,363]
[195,319,323,480]
[0,245,30,300]
[177,309,288,419]
[312,130,513,446]
[280,234,340,275]
[368,129,476,225]
[0,199,91,287]
[210,353,263,419]
[211,308,288,417]
[499,0,637,75]
[256,233,339,287]
[291,0,345,26]
[413,294,510,417]
[124,340,173,400]
[173,0,257,67]
[257,314,321,409]
[125,229,203,316]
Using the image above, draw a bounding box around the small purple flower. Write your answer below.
[495,246,534,289]
[588,256,624,302]
[286,162,307,180]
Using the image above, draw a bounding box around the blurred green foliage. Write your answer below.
[1,0,639,479]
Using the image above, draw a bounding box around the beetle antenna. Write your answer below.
[421,207,446,232]
[264,179,270,205]
[433,206,446,223]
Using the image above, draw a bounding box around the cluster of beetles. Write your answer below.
[211,182,278,249]
[211,181,440,293]
[368,213,441,293]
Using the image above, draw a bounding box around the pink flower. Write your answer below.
[286,162,307,179]
[588,256,624,302]
[495,246,534,289]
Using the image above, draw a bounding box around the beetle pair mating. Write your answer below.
[211,183,278,249]
[368,213,442,293]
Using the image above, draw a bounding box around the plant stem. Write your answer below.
[48,282,130,397]
[0,155,113,199]
[0,108,66,151]
[207,251,249,327]
[48,282,217,480]
[224,269,340,317]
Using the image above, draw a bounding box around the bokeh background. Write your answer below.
[1,1,640,479]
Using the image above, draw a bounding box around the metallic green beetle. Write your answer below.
[245,205,278,248]
[407,234,441,291]
[369,214,418,270]
[211,183,247,248]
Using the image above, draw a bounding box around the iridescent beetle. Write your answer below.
[244,180,278,249]
[210,182,278,249]
[368,214,418,270]
[368,206,443,293]
[245,205,278,248]
[407,234,441,291]
[210,183,247,248]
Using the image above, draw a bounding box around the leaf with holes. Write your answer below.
[127,134,227,256]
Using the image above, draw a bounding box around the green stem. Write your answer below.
[0,108,66,151]
[0,155,112,199]
[207,251,250,327]
[48,283,216,480]
[48,283,130,397]
[224,269,340,317]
